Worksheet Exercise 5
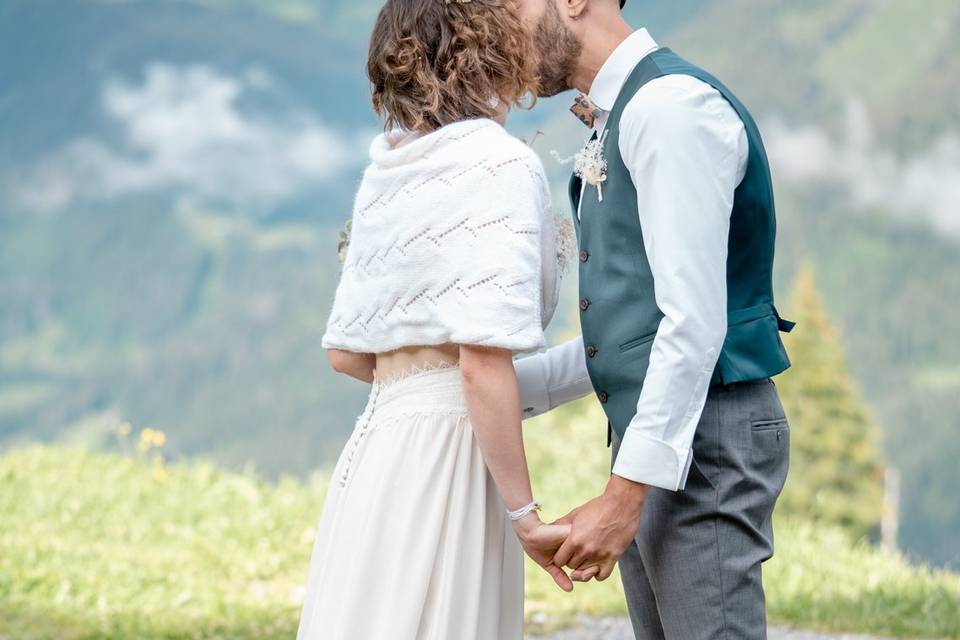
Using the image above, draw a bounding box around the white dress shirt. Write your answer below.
[514,28,749,492]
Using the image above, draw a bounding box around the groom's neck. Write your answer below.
[570,16,635,95]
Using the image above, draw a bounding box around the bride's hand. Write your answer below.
[512,513,574,592]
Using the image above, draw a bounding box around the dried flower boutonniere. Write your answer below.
[337,218,352,264]
[551,130,609,203]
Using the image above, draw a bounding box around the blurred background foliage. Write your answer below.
[776,266,885,541]
[0,0,957,596]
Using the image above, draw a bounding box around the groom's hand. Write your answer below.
[551,475,648,582]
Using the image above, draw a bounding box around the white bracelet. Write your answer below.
[507,500,541,521]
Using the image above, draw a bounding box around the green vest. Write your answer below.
[571,48,795,441]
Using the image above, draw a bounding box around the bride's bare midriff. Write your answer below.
[374,343,460,380]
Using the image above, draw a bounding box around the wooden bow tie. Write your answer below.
[571,93,603,129]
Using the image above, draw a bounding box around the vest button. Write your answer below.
[580,250,589,263]
[598,391,609,403]
[580,297,591,311]
[586,345,598,358]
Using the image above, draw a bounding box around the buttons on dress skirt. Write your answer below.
[339,384,382,487]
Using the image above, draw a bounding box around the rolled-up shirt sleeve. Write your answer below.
[514,335,595,420]
[611,75,747,491]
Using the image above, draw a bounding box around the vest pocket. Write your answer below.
[618,330,657,353]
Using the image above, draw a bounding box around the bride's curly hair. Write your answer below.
[368,0,538,133]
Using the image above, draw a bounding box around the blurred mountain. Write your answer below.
[675,0,960,153]
[1,0,957,567]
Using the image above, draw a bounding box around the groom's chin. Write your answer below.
[535,80,572,99]
[537,88,566,98]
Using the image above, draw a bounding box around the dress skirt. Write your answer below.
[296,363,525,640]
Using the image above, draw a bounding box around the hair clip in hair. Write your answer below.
[444,0,473,4]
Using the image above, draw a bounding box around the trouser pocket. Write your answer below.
[750,417,790,498]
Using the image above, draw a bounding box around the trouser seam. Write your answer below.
[713,391,729,639]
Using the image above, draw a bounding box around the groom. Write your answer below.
[514,1,795,638]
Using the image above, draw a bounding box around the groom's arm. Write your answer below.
[514,335,595,420]
[611,74,748,492]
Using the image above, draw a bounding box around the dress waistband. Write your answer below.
[363,362,468,419]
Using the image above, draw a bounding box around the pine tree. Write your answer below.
[775,266,886,540]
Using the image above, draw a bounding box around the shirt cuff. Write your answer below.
[611,429,694,492]
[513,353,550,420]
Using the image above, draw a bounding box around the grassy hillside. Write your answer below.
[1,430,959,638]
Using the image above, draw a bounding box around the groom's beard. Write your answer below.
[533,2,582,97]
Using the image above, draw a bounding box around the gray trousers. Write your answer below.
[611,378,790,640]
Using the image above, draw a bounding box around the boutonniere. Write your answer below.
[551,130,609,203]
[337,218,352,264]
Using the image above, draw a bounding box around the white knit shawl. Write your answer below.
[321,118,562,355]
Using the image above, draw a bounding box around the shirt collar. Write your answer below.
[587,28,659,112]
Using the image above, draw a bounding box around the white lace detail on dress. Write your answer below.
[372,360,461,387]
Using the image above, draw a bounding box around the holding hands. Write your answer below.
[517,475,649,590]
[457,344,647,592]
[511,509,574,592]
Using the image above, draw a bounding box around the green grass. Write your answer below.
[0,444,316,640]
[1,423,958,638]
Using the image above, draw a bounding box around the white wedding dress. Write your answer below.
[296,118,564,640]
[297,363,525,639]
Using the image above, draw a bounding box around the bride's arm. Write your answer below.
[460,344,535,511]
[459,343,573,591]
[326,349,375,383]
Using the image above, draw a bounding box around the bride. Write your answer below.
[296,0,575,638]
